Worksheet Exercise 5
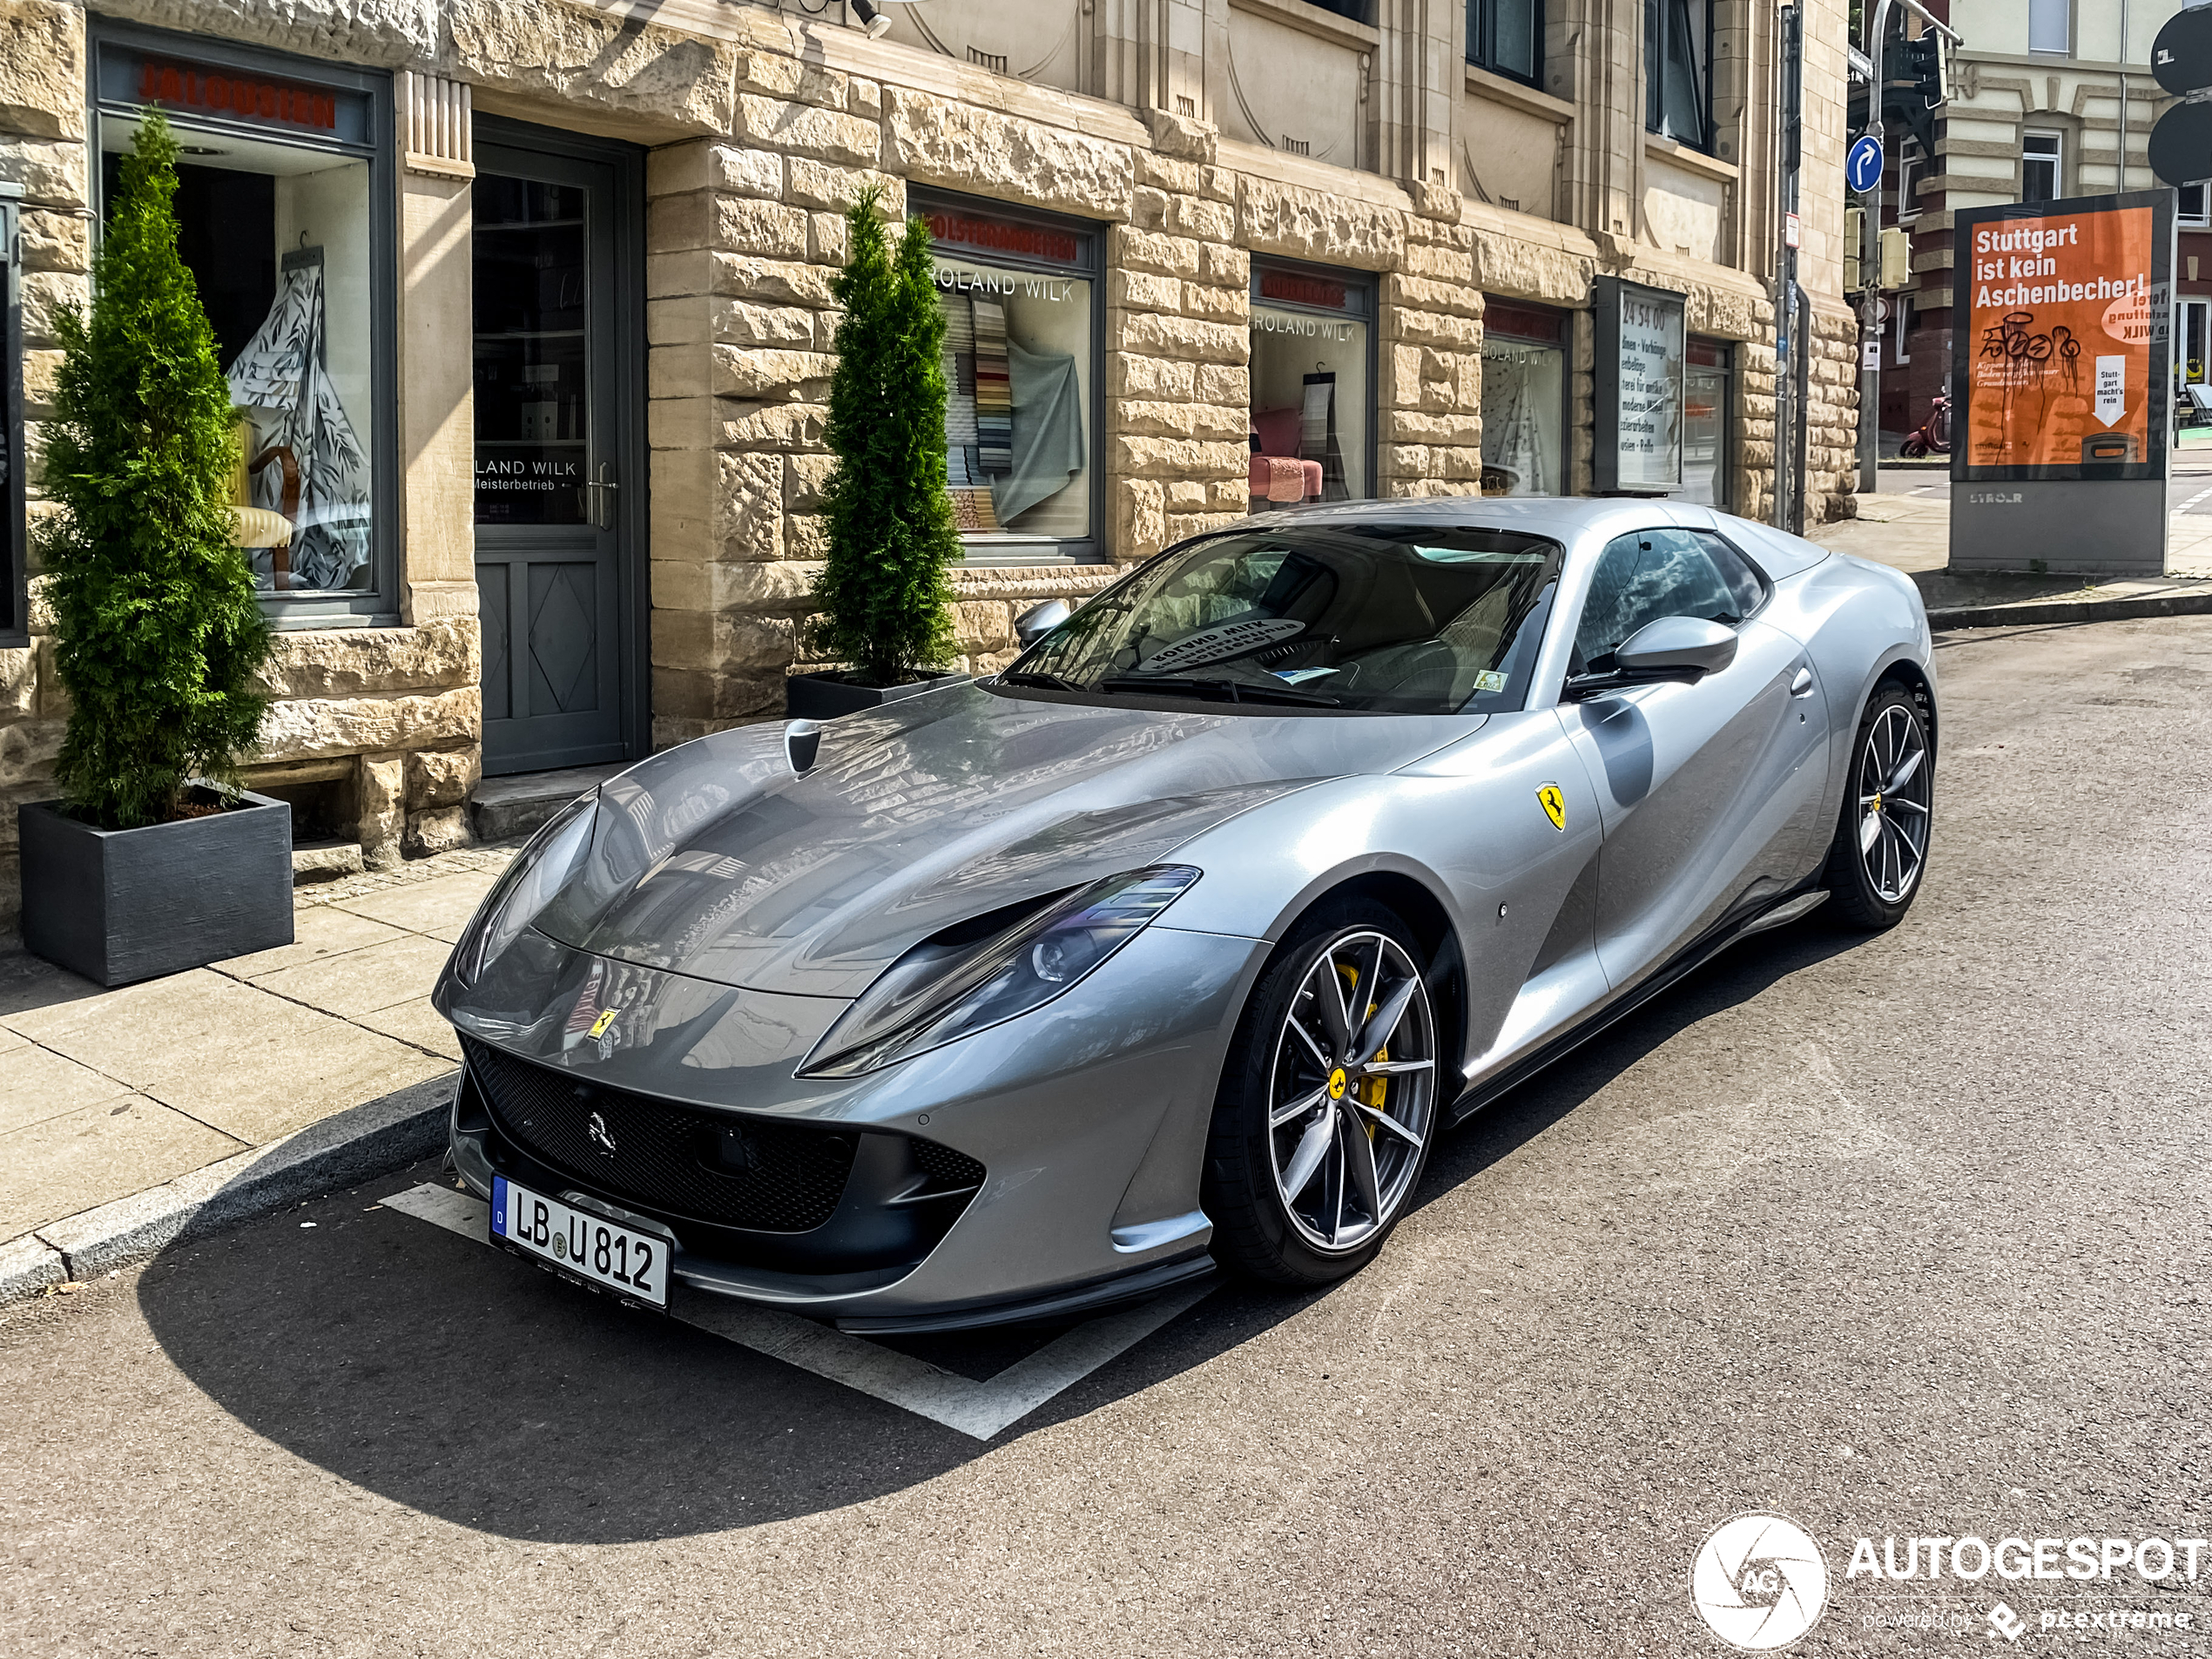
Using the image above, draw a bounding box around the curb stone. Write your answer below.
[3,1069,456,1299]
[1928,590,2212,631]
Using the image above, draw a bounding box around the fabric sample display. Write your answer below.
[227,250,373,590]
[1300,373,1351,502]
[972,296,1014,474]
[945,389,980,446]
[995,338,1085,526]
[947,487,1001,532]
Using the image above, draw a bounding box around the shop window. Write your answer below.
[91,27,395,623]
[1248,260,1374,509]
[919,191,1101,563]
[2179,300,2209,391]
[1683,336,1731,510]
[1467,0,1541,87]
[1480,300,1567,498]
[2022,132,2062,205]
[1645,0,1712,152]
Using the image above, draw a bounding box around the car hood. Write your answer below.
[525,680,1480,997]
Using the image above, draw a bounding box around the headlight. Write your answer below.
[449,792,599,985]
[798,866,1201,1077]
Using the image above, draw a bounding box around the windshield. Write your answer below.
[1001,523,1561,714]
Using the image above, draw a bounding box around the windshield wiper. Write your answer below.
[1100,674,1340,707]
[996,670,1088,693]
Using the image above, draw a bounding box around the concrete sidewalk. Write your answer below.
[0,845,514,1297]
[1812,466,2212,628]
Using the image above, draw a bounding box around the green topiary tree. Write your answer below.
[811,185,960,687]
[38,111,270,829]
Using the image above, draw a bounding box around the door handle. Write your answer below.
[1789,667,1815,698]
[584,462,619,530]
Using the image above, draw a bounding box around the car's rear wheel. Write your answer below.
[1204,900,1440,1287]
[1822,681,1933,930]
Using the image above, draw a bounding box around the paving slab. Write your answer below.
[0,948,99,1022]
[0,1042,135,1136]
[0,1096,241,1241]
[214,905,408,979]
[354,996,462,1062]
[4,969,454,1145]
[331,869,502,937]
[246,933,458,1020]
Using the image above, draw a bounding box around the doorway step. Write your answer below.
[468,762,631,845]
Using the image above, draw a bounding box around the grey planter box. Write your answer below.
[18,786,294,988]
[785,670,968,720]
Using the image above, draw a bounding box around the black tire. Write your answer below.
[1822,680,1934,931]
[1204,898,1441,1288]
[1898,433,1926,459]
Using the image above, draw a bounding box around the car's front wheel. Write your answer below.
[1823,680,1934,930]
[1204,900,1441,1286]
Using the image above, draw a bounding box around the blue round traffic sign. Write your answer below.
[1847,134,1885,193]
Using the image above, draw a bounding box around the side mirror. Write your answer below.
[1013,598,1071,648]
[1613,615,1738,680]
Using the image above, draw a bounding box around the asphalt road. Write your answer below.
[7,616,2212,1658]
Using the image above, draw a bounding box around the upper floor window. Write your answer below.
[2181,182,2209,226]
[2023,132,2061,204]
[1305,0,1373,20]
[1646,0,1711,152]
[1896,149,1922,222]
[1467,0,1542,87]
[2028,0,2069,56]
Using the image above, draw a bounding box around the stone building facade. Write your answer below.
[0,0,1861,935]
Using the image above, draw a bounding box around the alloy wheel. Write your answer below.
[1857,702,1931,904]
[1265,929,1437,1253]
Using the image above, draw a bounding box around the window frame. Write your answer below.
[1,185,23,649]
[1466,0,1544,91]
[2027,0,2071,57]
[1683,334,1733,511]
[2022,131,2063,205]
[2180,182,2209,228]
[86,19,399,629]
[1896,149,1922,224]
[1894,302,1912,365]
[912,185,1105,566]
[1248,254,1381,508]
[1644,0,1715,154]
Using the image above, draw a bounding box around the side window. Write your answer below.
[1695,531,1769,619]
[1572,528,1743,671]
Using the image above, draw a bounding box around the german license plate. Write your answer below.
[491,1175,670,1309]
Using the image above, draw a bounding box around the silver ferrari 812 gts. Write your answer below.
[434,497,1933,1331]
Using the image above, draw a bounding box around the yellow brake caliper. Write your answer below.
[1337,962,1389,1139]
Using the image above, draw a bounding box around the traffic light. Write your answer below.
[1903,32,1950,111]
[1879,226,1912,290]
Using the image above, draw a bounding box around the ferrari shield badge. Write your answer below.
[1537,783,1567,831]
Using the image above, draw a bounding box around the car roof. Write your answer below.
[1239,495,1828,570]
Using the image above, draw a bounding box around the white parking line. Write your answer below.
[381,1183,1211,1440]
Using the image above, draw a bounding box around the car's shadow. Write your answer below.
[137,920,1860,1544]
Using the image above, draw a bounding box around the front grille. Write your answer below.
[463,1037,855,1233]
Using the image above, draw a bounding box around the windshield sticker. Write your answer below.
[1472,670,1508,693]
[1271,667,1339,685]
[1135,617,1306,674]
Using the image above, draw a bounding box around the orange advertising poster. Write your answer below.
[1963,203,2156,472]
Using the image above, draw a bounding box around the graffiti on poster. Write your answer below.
[1963,204,2155,471]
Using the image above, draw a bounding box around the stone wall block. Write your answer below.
[0,0,84,142]
[714,195,812,259]
[404,806,471,859]
[646,140,782,201]
[1108,268,1183,314]
[1130,185,1170,232]
[718,400,829,450]
[1198,242,1250,288]
[716,449,786,562]
[809,210,846,264]
[1109,435,1247,477]
[256,620,479,701]
[1114,476,1167,562]
[786,157,905,215]
[1238,178,1406,271]
[785,452,835,512]
[0,138,86,212]
[732,94,882,166]
[1107,350,1195,401]
[1166,196,1235,242]
[1179,282,1244,322]
[259,688,482,766]
[18,270,84,348]
[357,753,405,867]
[1111,226,1200,279]
[450,0,734,136]
[953,600,1015,655]
[1111,311,1248,365]
[0,645,31,720]
[407,747,481,811]
[17,208,85,274]
[884,86,1134,220]
[1133,151,1200,196]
